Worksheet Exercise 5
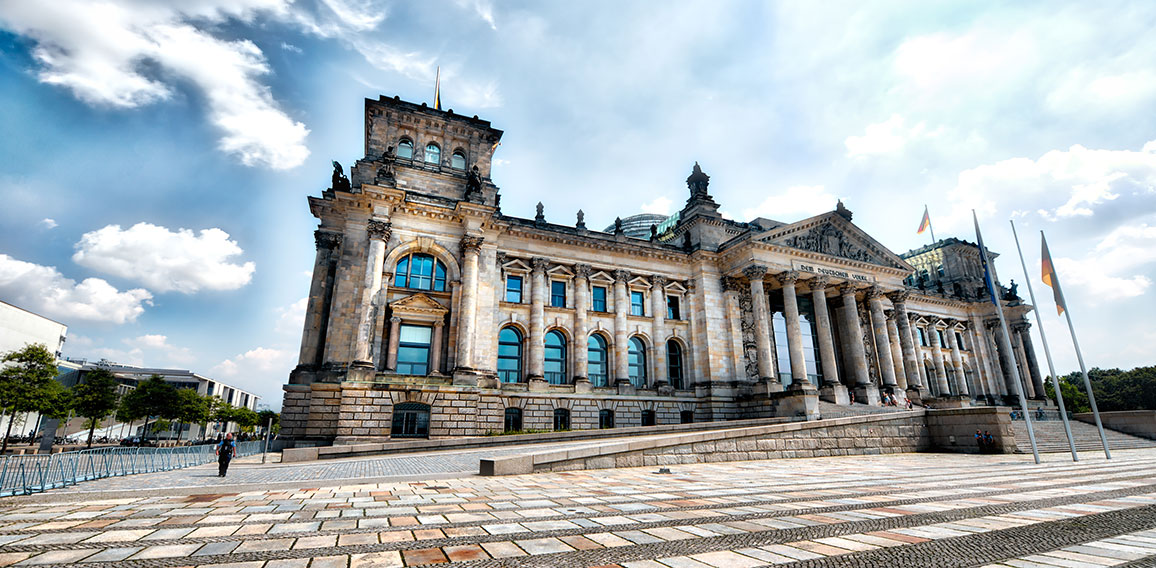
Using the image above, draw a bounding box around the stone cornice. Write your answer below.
[720,240,912,279]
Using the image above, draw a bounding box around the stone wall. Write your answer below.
[924,406,1017,454]
[1074,410,1156,440]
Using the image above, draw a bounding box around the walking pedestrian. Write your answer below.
[216,433,237,477]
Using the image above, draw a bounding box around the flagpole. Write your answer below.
[974,211,1039,463]
[924,205,937,245]
[1044,231,1111,459]
[1011,221,1077,461]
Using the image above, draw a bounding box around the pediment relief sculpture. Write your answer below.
[389,293,449,316]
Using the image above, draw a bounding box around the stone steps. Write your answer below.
[1011,418,1156,454]
[816,401,913,420]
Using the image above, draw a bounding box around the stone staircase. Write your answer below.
[816,401,913,421]
[1011,417,1156,454]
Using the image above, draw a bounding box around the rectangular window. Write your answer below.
[666,295,680,320]
[505,275,523,303]
[956,332,965,350]
[396,324,432,375]
[592,286,607,312]
[918,328,928,347]
[550,281,566,308]
[630,291,645,316]
[937,329,946,347]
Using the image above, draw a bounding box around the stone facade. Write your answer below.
[280,95,1047,447]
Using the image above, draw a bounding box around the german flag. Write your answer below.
[1041,233,1065,315]
[917,206,931,234]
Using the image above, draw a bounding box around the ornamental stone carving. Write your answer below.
[743,265,768,280]
[810,275,830,290]
[612,269,631,283]
[887,290,910,304]
[460,235,484,255]
[651,275,667,288]
[782,222,874,264]
[721,276,744,292]
[839,283,860,296]
[367,220,391,241]
[531,257,550,273]
[865,285,884,299]
[777,270,800,286]
[315,230,343,250]
[573,263,593,279]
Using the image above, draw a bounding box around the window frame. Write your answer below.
[505,275,524,303]
[550,280,566,308]
[599,409,614,429]
[641,409,656,427]
[396,324,433,375]
[553,408,570,431]
[630,290,645,316]
[393,253,447,292]
[424,142,440,164]
[666,340,684,390]
[397,139,414,159]
[497,327,523,383]
[503,407,523,433]
[450,150,466,169]
[666,295,681,320]
[628,336,647,387]
[591,286,608,312]
[587,334,609,387]
[544,330,567,385]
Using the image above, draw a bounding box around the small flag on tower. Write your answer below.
[917,205,931,234]
[1040,232,1066,315]
[433,66,442,111]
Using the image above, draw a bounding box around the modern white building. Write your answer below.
[0,300,67,359]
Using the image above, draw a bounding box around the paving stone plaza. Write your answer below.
[1,447,1156,567]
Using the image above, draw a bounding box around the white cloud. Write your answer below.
[72,222,255,294]
[845,114,943,158]
[280,42,302,54]
[124,334,195,364]
[275,298,308,336]
[211,347,294,384]
[455,0,497,30]
[0,254,151,324]
[740,185,839,222]
[0,0,309,169]
[38,218,57,229]
[640,196,673,216]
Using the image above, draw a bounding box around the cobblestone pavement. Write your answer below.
[0,449,1155,567]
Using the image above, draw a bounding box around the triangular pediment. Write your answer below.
[389,293,448,315]
[501,257,531,273]
[759,212,913,271]
[589,270,614,283]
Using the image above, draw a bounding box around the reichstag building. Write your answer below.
[280,95,1048,445]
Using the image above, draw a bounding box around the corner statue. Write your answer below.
[464,165,484,202]
[331,161,351,193]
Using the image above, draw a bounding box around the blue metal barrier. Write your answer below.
[0,441,262,497]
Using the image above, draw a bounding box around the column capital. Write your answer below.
[433,320,445,328]
[612,269,631,283]
[531,257,550,274]
[573,263,593,280]
[809,275,830,291]
[390,316,402,323]
[367,219,392,241]
[721,276,744,292]
[928,316,943,327]
[651,275,668,288]
[315,230,343,250]
[839,283,861,296]
[777,270,800,286]
[686,278,696,292]
[887,290,910,304]
[865,285,885,300]
[743,265,768,280]
[460,235,484,255]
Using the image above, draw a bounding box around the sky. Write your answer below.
[0,1,1154,411]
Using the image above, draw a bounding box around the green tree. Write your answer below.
[257,409,280,435]
[71,369,120,448]
[233,407,260,433]
[0,344,59,452]
[173,389,210,443]
[1044,376,1090,414]
[119,376,178,441]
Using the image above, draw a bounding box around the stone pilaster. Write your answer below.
[866,286,898,390]
[928,318,951,395]
[294,230,342,380]
[352,220,391,368]
[613,269,630,385]
[945,321,968,396]
[528,257,548,382]
[744,266,776,386]
[573,264,592,385]
[650,275,668,387]
[453,236,483,383]
[385,316,401,371]
[429,321,445,376]
[778,271,808,386]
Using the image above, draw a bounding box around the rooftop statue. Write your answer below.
[331,161,351,193]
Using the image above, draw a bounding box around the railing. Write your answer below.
[0,441,262,497]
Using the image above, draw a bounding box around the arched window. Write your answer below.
[587,334,608,387]
[599,409,614,429]
[424,143,440,164]
[553,408,570,431]
[503,407,522,432]
[397,139,414,159]
[451,150,466,169]
[391,402,430,438]
[498,327,523,383]
[393,253,447,291]
[641,409,656,426]
[544,330,567,385]
[666,340,684,390]
[628,337,647,387]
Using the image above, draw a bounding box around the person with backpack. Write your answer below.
[216,433,237,477]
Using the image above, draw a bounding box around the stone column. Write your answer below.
[962,326,984,398]
[778,271,809,387]
[454,236,483,374]
[865,286,898,390]
[650,276,668,387]
[906,313,929,392]
[886,312,907,390]
[1018,324,1046,400]
[745,266,776,384]
[1010,329,1036,399]
[385,316,401,371]
[809,277,846,402]
[928,318,951,395]
[353,220,391,368]
[429,321,445,376]
[528,257,548,380]
[296,230,342,373]
[945,321,968,396]
[573,264,592,384]
[613,269,631,385]
[888,292,921,393]
[992,323,1017,399]
[839,285,876,403]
